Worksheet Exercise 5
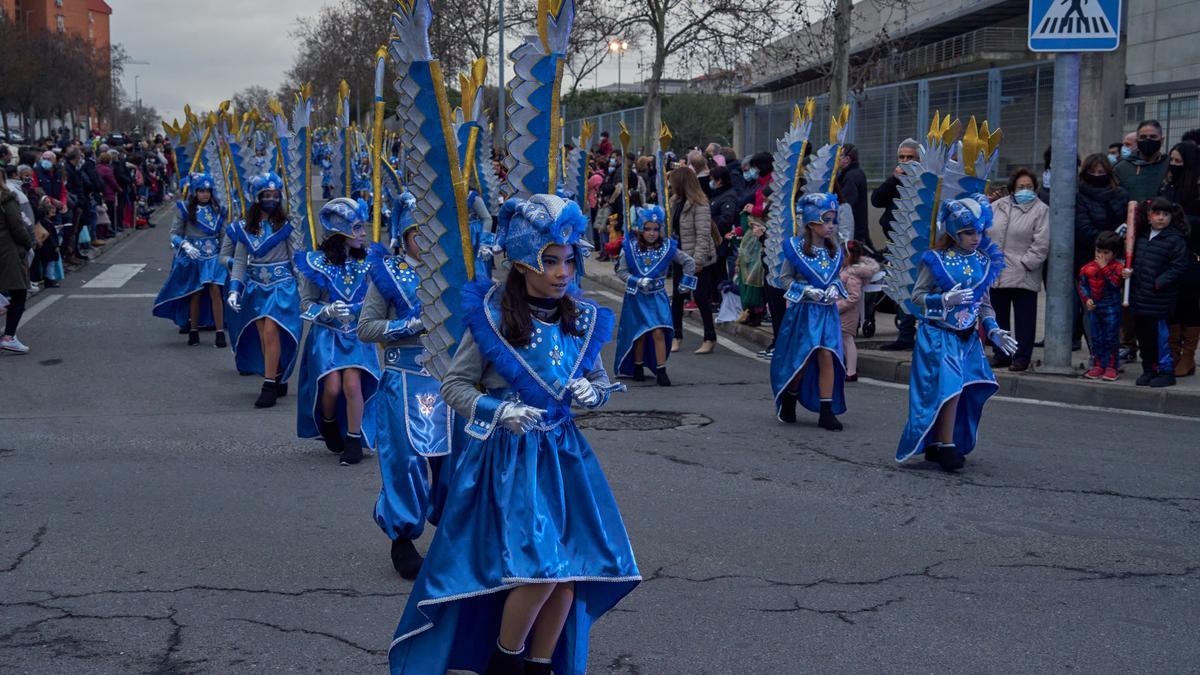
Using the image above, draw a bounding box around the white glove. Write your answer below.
[1115,223,1127,238]
[388,237,400,251]
[180,241,201,260]
[319,301,352,320]
[942,283,974,306]
[226,291,241,312]
[567,377,600,407]
[989,328,1018,356]
[823,286,842,303]
[801,286,826,302]
[637,277,654,291]
[498,403,546,435]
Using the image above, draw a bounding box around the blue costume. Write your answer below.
[294,198,381,458]
[613,205,696,378]
[152,173,229,332]
[225,173,304,385]
[388,195,638,675]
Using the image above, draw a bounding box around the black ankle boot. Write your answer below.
[655,366,671,386]
[214,330,227,349]
[484,644,525,675]
[923,444,943,463]
[938,444,965,472]
[633,362,645,382]
[254,380,278,408]
[777,392,797,423]
[390,538,424,580]
[524,659,553,675]
[318,418,343,453]
[818,401,843,431]
[178,324,190,335]
[274,375,288,397]
[188,329,200,346]
[339,434,364,465]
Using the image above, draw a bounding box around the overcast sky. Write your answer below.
[111,0,649,125]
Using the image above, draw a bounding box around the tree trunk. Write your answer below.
[643,30,667,155]
[829,0,852,112]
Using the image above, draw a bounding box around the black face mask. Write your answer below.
[260,198,280,213]
[1137,139,1162,158]
[1082,173,1110,188]
[1168,164,1186,179]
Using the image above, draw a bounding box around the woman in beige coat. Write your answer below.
[668,168,718,355]
[989,168,1050,370]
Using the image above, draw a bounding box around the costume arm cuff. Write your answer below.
[625,277,640,294]
[924,294,947,320]
[465,395,506,440]
[170,234,184,248]
[982,316,1000,335]
[384,318,422,339]
[227,279,245,295]
[784,281,808,303]
[679,274,698,292]
[301,304,326,322]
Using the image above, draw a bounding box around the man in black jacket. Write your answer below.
[873,139,921,350]
[709,166,740,284]
[835,143,871,249]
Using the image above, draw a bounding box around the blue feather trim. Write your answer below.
[366,244,417,313]
[293,251,332,296]
[978,237,1006,291]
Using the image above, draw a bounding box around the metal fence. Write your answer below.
[563,107,646,151]
[1123,90,1200,148]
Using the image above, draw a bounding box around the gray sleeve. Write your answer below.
[356,284,393,344]
[584,355,612,388]
[977,288,996,324]
[298,268,323,316]
[777,256,797,288]
[471,193,492,224]
[673,247,696,277]
[169,209,186,245]
[912,264,937,311]
[288,223,308,273]
[615,249,632,282]
[439,332,491,418]
[219,228,236,270]
[231,240,248,286]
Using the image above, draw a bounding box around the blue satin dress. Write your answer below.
[388,281,640,675]
[152,203,229,329]
[613,238,680,376]
[295,251,381,446]
[896,245,1004,462]
[226,220,304,382]
[360,246,457,540]
[769,238,847,415]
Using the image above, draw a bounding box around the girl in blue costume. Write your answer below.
[358,209,454,580]
[152,173,229,347]
[295,198,381,466]
[613,204,696,385]
[896,194,1017,472]
[771,193,849,431]
[225,173,305,409]
[388,195,639,675]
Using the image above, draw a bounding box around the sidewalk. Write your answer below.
[585,262,1200,418]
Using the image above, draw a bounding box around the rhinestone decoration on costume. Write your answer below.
[782,237,843,288]
[192,205,222,236]
[182,236,221,260]
[381,256,420,315]
[930,248,992,330]
[487,290,597,397]
[303,251,372,303]
[234,220,296,257]
[249,261,293,287]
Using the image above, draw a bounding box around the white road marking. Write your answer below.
[15,294,62,325]
[68,293,158,299]
[82,263,145,289]
[589,288,763,361]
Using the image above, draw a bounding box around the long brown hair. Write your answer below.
[802,221,837,257]
[500,266,584,347]
[244,200,288,235]
[668,167,709,207]
[1079,153,1116,189]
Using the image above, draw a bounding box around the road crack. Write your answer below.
[993,563,1200,582]
[754,596,905,625]
[1,525,46,574]
[226,617,385,655]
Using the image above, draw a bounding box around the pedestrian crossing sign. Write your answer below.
[1028,0,1121,52]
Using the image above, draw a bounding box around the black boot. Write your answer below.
[339,433,364,465]
[632,362,645,382]
[484,643,525,675]
[777,392,797,424]
[390,538,424,580]
[524,659,553,675]
[178,324,190,335]
[923,444,942,463]
[655,366,671,386]
[254,379,278,408]
[274,375,288,397]
[319,417,344,453]
[938,443,965,472]
[187,329,200,346]
[214,330,227,349]
[818,400,843,431]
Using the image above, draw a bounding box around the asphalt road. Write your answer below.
[2,209,1198,674]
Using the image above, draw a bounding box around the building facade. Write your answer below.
[1,0,112,62]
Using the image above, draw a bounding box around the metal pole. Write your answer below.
[617,52,622,93]
[497,0,506,154]
[1042,53,1080,375]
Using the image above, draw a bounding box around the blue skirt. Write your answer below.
[770,301,846,414]
[896,322,998,462]
[152,252,229,329]
[613,290,672,376]
[296,325,381,447]
[229,278,302,381]
[388,421,641,675]
[369,361,456,541]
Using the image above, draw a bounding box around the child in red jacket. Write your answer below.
[1078,230,1125,380]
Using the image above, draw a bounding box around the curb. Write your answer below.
[585,271,1200,418]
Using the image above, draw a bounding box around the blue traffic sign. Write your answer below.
[1028,0,1122,52]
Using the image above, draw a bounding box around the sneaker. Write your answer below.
[1083,365,1104,379]
[1102,367,1119,381]
[0,335,30,354]
[683,300,698,311]
[757,347,774,360]
[1149,372,1176,388]
[1135,371,1154,386]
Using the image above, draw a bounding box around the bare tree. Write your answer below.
[232,86,273,118]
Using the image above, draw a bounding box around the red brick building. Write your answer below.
[1,0,112,64]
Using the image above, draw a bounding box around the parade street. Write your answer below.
[0,208,1195,673]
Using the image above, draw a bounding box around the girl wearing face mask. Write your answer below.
[613,205,696,385]
[772,193,849,431]
[896,195,1012,472]
[294,198,381,466]
[152,173,229,346]
[1158,143,1200,377]
[225,173,305,409]
[986,168,1050,371]
[388,195,638,675]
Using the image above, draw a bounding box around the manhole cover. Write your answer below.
[574,410,712,431]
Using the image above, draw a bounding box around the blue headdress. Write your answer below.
[247,172,284,201]
[319,197,369,240]
[495,194,591,275]
[937,193,993,243]
[797,192,839,227]
[188,172,215,192]
[632,204,666,233]
[389,189,418,241]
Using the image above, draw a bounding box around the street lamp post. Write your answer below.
[608,40,629,93]
[497,0,506,155]
[134,75,141,137]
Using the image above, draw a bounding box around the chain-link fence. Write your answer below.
[1123,91,1200,148]
[564,107,647,152]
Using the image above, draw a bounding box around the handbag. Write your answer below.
[94,202,110,226]
[78,223,92,246]
[33,222,51,245]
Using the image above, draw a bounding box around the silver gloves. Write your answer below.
[180,241,201,260]
[942,283,975,306]
[989,328,1018,356]
[568,377,600,407]
[498,403,546,435]
[319,300,352,321]
[226,291,241,312]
